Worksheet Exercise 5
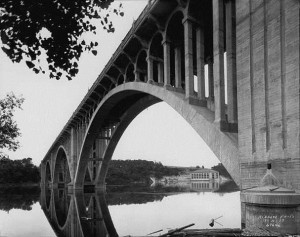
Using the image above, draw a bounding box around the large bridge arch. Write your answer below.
[74,82,239,189]
[53,146,71,187]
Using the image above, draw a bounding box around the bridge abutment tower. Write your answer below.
[236,0,300,233]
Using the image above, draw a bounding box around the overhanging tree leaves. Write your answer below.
[0,92,24,158]
[0,0,123,80]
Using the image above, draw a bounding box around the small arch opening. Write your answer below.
[166,11,185,89]
[125,64,135,82]
[54,148,71,187]
[136,50,148,82]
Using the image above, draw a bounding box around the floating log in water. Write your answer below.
[160,224,195,237]
[172,228,242,237]
[147,229,163,235]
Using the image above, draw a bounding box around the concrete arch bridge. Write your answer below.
[40,0,300,233]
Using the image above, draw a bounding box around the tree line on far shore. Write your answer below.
[106,159,181,185]
[106,160,233,185]
[0,157,40,184]
[0,156,232,186]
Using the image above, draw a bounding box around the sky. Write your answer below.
[0,1,220,168]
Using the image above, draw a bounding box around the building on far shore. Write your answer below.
[154,168,221,192]
[190,168,219,181]
[159,167,220,184]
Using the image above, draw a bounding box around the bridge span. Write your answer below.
[40,0,300,233]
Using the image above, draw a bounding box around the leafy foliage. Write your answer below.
[0,0,124,80]
[0,157,40,184]
[106,159,181,185]
[0,92,24,158]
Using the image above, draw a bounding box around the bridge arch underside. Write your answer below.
[54,148,71,188]
[74,83,239,189]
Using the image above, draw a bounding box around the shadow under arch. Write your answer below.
[135,49,148,82]
[149,32,164,83]
[165,10,185,88]
[74,83,239,189]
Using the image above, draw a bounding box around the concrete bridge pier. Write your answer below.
[241,186,300,234]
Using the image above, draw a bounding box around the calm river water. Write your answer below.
[0,181,240,237]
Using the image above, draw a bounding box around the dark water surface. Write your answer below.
[0,181,240,237]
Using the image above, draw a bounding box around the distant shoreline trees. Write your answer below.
[0,157,40,185]
[106,160,181,185]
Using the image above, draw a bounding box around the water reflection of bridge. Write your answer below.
[41,182,300,236]
[41,185,175,237]
[41,187,118,237]
[41,181,240,237]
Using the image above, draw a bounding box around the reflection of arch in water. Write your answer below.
[53,188,71,229]
[54,147,71,188]
[40,188,77,237]
[45,188,51,211]
[40,189,118,237]
[75,191,118,237]
[40,182,52,212]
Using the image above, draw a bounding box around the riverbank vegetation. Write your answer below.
[106,160,181,185]
[0,157,40,185]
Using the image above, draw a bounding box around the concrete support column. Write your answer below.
[162,39,171,87]
[78,123,82,157]
[50,152,57,186]
[183,18,194,99]
[196,27,205,100]
[213,0,226,125]
[208,57,214,100]
[146,56,154,83]
[134,69,140,82]
[225,0,237,123]
[174,46,182,88]
[158,62,164,84]
[69,127,77,187]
